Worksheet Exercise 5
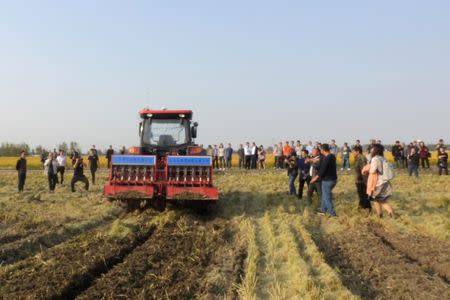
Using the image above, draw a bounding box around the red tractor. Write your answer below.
[103,109,219,208]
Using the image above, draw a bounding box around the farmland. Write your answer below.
[0,168,449,299]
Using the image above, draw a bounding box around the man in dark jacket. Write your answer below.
[106,145,114,169]
[311,144,338,217]
[16,151,27,192]
[88,145,99,184]
[225,143,234,169]
[71,155,89,192]
[237,144,245,169]
[297,149,310,199]
[391,141,403,169]
[353,146,371,210]
[408,147,420,177]
[284,153,298,196]
[306,147,322,204]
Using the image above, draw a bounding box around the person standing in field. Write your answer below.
[306,141,314,154]
[244,142,252,170]
[391,141,403,169]
[401,142,408,168]
[237,144,245,169]
[408,147,420,177]
[16,150,27,192]
[273,144,280,169]
[363,144,394,218]
[258,145,266,169]
[341,142,351,171]
[330,140,339,157]
[56,150,67,184]
[225,143,233,169]
[212,145,219,169]
[306,147,322,205]
[44,153,58,192]
[437,147,448,175]
[311,144,338,217]
[418,141,430,169]
[71,155,89,192]
[284,153,298,196]
[352,146,371,211]
[88,146,99,184]
[297,149,310,199]
[206,145,213,157]
[277,142,284,169]
[295,141,302,156]
[106,145,114,168]
[283,141,293,162]
[250,142,258,169]
[218,143,225,170]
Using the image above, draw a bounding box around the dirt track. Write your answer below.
[309,218,450,299]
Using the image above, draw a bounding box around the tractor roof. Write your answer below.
[139,109,193,119]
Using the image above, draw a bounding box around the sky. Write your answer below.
[0,0,449,152]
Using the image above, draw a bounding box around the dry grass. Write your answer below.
[0,167,448,298]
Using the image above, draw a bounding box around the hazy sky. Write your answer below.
[1,1,449,151]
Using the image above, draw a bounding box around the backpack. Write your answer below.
[381,158,395,182]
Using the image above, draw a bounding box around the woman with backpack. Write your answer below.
[363,144,394,218]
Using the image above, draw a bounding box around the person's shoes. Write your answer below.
[316,210,326,216]
[329,214,338,218]
[347,168,351,171]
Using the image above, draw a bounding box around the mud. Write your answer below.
[309,219,450,299]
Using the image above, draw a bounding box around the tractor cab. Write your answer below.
[138,109,198,156]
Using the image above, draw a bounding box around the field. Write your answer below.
[0,168,449,299]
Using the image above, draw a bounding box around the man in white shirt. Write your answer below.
[244,142,252,170]
[56,150,67,184]
[306,141,314,154]
[251,142,258,169]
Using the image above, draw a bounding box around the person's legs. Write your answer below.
[381,202,394,217]
[48,174,53,191]
[320,181,327,213]
[288,174,297,195]
[408,165,413,176]
[91,169,96,185]
[322,180,337,216]
[81,175,89,190]
[71,176,77,192]
[274,156,278,169]
[373,201,382,217]
[59,167,65,184]
[420,158,425,169]
[18,173,26,192]
[306,183,315,204]
[425,157,430,169]
[413,166,419,177]
[356,182,371,209]
[298,178,305,199]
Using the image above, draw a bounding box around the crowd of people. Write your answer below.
[13,139,448,218]
[16,145,105,193]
